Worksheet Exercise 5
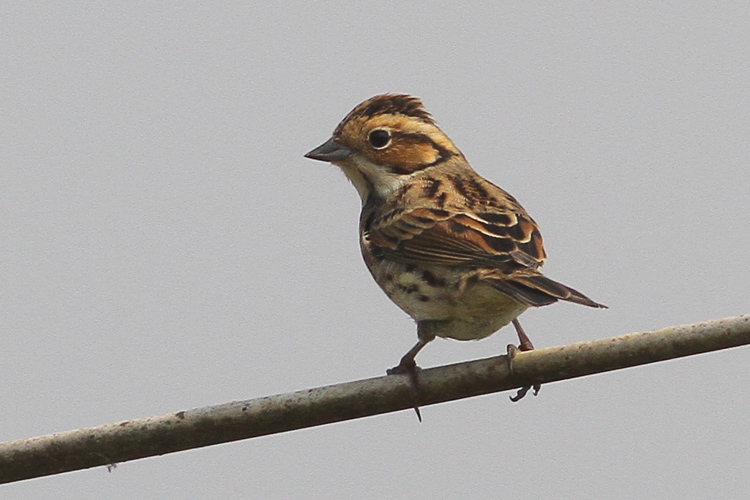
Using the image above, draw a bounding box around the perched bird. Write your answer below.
[305,94,605,404]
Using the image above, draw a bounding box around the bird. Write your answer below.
[305,93,606,407]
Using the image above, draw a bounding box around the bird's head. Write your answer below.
[305,94,463,202]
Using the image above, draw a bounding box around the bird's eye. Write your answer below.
[368,129,391,149]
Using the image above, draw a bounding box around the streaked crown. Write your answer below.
[333,94,436,135]
[332,94,463,175]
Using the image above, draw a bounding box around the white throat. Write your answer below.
[335,156,407,204]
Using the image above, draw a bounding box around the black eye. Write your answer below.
[368,129,391,149]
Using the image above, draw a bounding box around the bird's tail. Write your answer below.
[487,274,607,309]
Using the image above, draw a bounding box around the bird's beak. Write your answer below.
[305,137,353,162]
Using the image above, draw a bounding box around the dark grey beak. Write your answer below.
[305,137,353,162]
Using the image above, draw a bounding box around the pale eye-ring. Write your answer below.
[368,129,391,149]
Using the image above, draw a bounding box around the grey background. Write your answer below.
[2,3,749,499]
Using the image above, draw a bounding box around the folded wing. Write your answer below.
[365,204,605,309]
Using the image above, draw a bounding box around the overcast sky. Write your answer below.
[2,3,749,499]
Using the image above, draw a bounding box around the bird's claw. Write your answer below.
[510,383,541,402]
[506,343,541,402]
[387,360,423,422]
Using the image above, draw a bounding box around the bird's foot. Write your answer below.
[506,343,541,402]
[387,359,423,422]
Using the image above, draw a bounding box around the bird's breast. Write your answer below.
[362,253,527,340]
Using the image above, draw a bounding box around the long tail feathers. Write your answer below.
[488,274,607,309]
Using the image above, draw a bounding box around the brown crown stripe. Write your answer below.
[346,94,434,125]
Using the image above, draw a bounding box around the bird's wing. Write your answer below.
[365,205,605,309]
[365,205,545,271]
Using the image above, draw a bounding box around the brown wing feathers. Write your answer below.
[368,199,544,263]
[366,202,606,309]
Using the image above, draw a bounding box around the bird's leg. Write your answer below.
[513,318,535,351]
[387,339,427,422]
[386,323,436,422]
[386,338,428,376]
[507,318,541,402]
